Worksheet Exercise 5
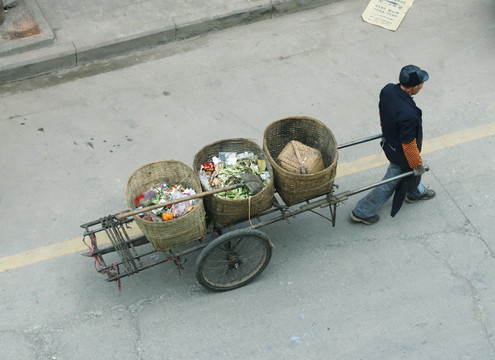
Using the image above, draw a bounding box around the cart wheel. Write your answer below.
[195,228,272,291]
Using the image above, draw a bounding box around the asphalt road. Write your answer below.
[1,0,494,359]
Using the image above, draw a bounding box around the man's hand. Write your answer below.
[413,165,425,176]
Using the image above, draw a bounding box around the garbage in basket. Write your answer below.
[276,140,324,174]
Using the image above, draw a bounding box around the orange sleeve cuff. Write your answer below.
[401,139,422,169]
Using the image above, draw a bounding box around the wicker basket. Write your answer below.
[126,160,207,252]
[263,116,338,205]
[193,138,275,227]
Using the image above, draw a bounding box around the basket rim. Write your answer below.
[193,137,263,159]
[263,116,338,178]
[126,159,191,182]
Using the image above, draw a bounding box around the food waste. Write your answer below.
[199,151,270,199]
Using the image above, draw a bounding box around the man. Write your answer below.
[350,65,435,225]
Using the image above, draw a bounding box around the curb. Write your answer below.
[0,0,338,85]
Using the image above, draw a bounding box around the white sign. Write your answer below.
[362,0,415,31]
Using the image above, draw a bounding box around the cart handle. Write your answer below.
[337,134,382,149]
[337,165,430,200]
[116,184,240,220]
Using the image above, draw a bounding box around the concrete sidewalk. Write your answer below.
[0,0,338,84]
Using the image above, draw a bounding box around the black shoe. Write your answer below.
[405,189,436,203]
[350,211,379,225]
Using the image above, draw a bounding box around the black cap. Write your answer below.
[399,65,429,87]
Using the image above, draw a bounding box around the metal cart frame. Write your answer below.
[81,134,426,291]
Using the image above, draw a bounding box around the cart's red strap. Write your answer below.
[112,262,122,291]
[166,252,184,275]
[83,230,122,291]
[100,262,122,291]
[83,230,106,270]
[82,232,95,254]
[280,209,292,224]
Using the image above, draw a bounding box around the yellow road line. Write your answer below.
[0,226,143,272]
[421,122,495,154]
[336,122,495,177]
[1,122,494,273]
[336,153,388,178]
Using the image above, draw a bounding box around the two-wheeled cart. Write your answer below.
[81,134,428,291]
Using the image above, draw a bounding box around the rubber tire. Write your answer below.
[195,228,272,291]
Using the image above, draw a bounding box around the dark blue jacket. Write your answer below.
[379,83,423,165]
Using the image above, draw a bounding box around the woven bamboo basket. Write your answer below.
[126,160,206,252]
[193,138,275,227]
[263,116,338,205]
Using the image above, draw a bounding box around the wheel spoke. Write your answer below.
[195,229,272,291]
